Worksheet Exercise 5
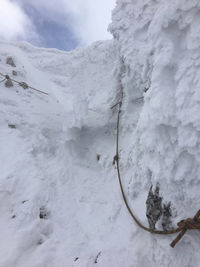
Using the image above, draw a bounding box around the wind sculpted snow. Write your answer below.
[1,0,200,266]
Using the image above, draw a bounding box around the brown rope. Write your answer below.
[0,72,48,95]
[114,102,200,247]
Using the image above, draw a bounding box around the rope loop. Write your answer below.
[113,100,200,248]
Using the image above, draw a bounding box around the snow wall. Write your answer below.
[109,0,200,265]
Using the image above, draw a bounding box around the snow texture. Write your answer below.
[0,0,200,266]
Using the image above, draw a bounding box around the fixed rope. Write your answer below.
[0,77,6,83]
[113,101,200,248]
[0,72,48,95]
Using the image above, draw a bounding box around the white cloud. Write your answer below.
[64,0,116,44]
[0,0,37,42]
[15,0,116,45]
[0,0,116,46]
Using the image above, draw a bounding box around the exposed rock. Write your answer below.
[39,206,50,219]
[94,252,101,264]
[162,202,172,231]
[8,124,16,129]
[12,70,17,76]
[146,185,163,230]
[19,82,29,89]
[22,200,28,204]
[5,78,13,88]
[6,57,16,67]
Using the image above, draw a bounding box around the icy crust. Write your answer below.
[109,0,200,265]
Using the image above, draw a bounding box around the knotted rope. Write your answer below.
[113,101,200,247]
[171,211,200,248]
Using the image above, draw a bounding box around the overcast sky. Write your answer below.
[0,0,116,51]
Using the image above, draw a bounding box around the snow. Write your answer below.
[1,0,200,266]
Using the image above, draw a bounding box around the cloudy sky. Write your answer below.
[0,0,116,51]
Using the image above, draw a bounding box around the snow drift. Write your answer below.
[0,0,200,266]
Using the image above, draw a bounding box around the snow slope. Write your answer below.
[1,0,200,266]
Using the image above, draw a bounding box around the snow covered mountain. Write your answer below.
[1,0,200,266]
